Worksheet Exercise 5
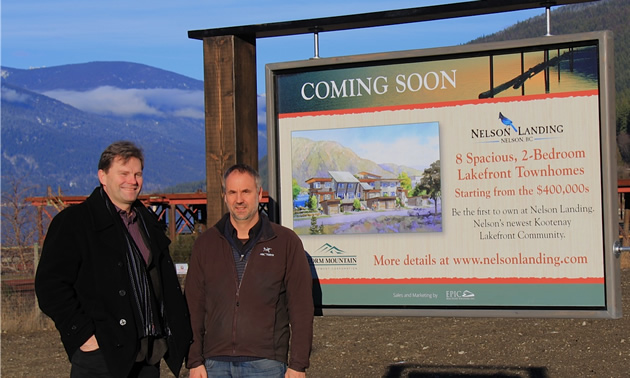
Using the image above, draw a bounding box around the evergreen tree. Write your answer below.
[308,195,318,211]
[353,197,361,211]
[309,215,324,235]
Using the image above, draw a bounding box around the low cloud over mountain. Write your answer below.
[1,62,267,196]
[42,87,204,119]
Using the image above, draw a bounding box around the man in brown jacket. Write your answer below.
[185,164,314,378]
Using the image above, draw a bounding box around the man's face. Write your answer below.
[224,170,262,224]
[98,156,143,212]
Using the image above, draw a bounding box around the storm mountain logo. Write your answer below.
[313,243,346,255]
[310,243,357,267]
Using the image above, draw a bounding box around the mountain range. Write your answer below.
[291,137,424,187]
[1,63,205,194]
[2,0,629,196]
[1,62,269,195]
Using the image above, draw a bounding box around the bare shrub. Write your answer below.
[1,286,54,332]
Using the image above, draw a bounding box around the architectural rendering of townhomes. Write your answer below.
[304,170,430,216]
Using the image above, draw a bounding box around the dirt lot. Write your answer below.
[3,269,630,378]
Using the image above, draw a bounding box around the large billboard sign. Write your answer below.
[266,31,621,318]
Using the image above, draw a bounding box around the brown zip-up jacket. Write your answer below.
[185,213,314,372]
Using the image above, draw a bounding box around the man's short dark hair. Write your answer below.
[98,141,144,172]
[222,164,261,192]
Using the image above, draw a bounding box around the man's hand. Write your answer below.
[189,365,207,378]
[79,335,99,352]
[285,368,306,378]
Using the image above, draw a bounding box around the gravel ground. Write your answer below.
[3,269,630,378]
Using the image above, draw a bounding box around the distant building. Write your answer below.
[328,171,360,201]
[356,172,382,180]
[305,177,334,204]
[373,178,400,197]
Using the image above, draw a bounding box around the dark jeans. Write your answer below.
[204,359,287,378]
[70,349,159,378]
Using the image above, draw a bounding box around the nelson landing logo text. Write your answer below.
[471,112,564,143]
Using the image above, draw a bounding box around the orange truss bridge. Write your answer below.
[27,189,271,243]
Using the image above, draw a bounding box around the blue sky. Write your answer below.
[1,0,549,92]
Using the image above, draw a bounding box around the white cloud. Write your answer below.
[1,86,30,103]
[42,86,204,118]
[172,107,204,119]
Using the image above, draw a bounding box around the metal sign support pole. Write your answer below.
[313,31,320,59]
[545,6,552,36]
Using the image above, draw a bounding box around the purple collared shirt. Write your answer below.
[118,208,151,265]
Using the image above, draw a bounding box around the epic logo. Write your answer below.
[446,290,475,299]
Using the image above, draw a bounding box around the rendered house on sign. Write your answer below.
[306,171,403,215]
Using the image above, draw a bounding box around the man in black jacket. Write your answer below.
[36,141,192,377]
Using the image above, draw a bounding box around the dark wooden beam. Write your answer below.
[189,0,597,40]
[202,35,258,227]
